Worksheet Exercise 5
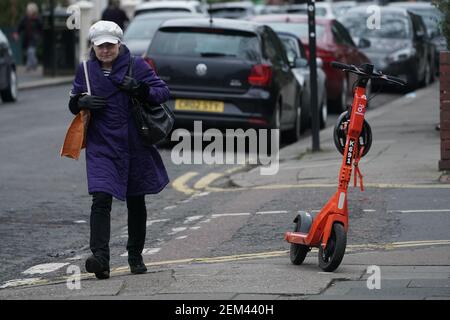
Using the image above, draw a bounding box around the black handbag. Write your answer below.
[127,56,175,145]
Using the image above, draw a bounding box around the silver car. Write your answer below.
[277,31,327,131]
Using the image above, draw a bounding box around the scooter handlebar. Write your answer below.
[332,61,406,86]
[331,61,354,71]
[383,75,407,86]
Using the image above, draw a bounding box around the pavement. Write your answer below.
[16,65,73,91]
[2,67,449,302]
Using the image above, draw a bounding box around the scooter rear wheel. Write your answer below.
[290,216,310,265]
[318,223,346,272]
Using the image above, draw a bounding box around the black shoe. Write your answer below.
[85,255,110,280]
[128,255,147,274]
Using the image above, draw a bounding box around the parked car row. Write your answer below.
[118,0,446,141]
[250,14,371,113]
[339,5,437,91]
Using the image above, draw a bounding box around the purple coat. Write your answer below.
[71,45,170,201]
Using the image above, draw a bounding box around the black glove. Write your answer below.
[118,76,150,100]
[78,94,106,111]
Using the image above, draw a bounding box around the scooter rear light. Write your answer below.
[248,64,272,87]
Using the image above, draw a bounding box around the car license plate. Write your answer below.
[175,99,224,113]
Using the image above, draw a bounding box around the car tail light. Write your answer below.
[248,118,269,126]
[144,57,157,72]
[248,64,272,87]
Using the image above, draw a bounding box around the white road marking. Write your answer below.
[200,219,211,223]
[363,209,376,212]
[120,248,161,257]
[190,226,201,230]
[168,227,187,235]
[0,278,43,289]
[255,210,289,215]
[163,205,177,210]
[66,255,84,261]
[388,209,450,213]
[73,220,86,224]
[211,213,251,218]
[146,219,169,227]
[22,263,70,275]
[192,192,211,197]
[143,248,161,255]
[175,236,188,240]
[183,215,204,224]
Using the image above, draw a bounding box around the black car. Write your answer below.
[340,6,435,90]
[0,29,17,103]
[389,1,447,74]
[144,18,303,141]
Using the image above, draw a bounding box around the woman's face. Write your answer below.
[93,42,120,64]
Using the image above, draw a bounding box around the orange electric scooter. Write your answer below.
[284,61,406,272]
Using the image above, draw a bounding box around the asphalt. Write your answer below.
[2,67,449,301]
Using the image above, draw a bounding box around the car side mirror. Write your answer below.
[294,57,308,68]
[358,38,371,49]
[287,49,298,67]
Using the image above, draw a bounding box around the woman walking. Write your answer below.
[68,21,170,279]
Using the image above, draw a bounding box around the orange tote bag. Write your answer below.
[60,61,91,160]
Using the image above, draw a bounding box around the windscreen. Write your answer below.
[342,12,411,39]
[149,28,261,61]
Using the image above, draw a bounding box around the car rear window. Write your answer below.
[264,22,326,40]
[124,18,165,40]
[149,28,261,61]
[209,8,250,18]
[135,8,192,16]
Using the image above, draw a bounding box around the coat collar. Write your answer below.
[87,45,131,98]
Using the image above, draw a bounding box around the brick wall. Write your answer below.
[440,51,450,170]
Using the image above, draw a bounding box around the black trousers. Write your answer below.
[90,192,147,266]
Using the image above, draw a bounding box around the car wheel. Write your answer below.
[332,76,348,113]
[420,60,431,88]
[267,100,281,155]
[271,100,281,130]
[285,98,301,143]
[1,67,18,102]
[319,92,328,129]
[300,92,309,133]
[405,71,419,92]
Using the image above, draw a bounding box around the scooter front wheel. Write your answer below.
[318,223,346,272]
[290,215,310,265]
